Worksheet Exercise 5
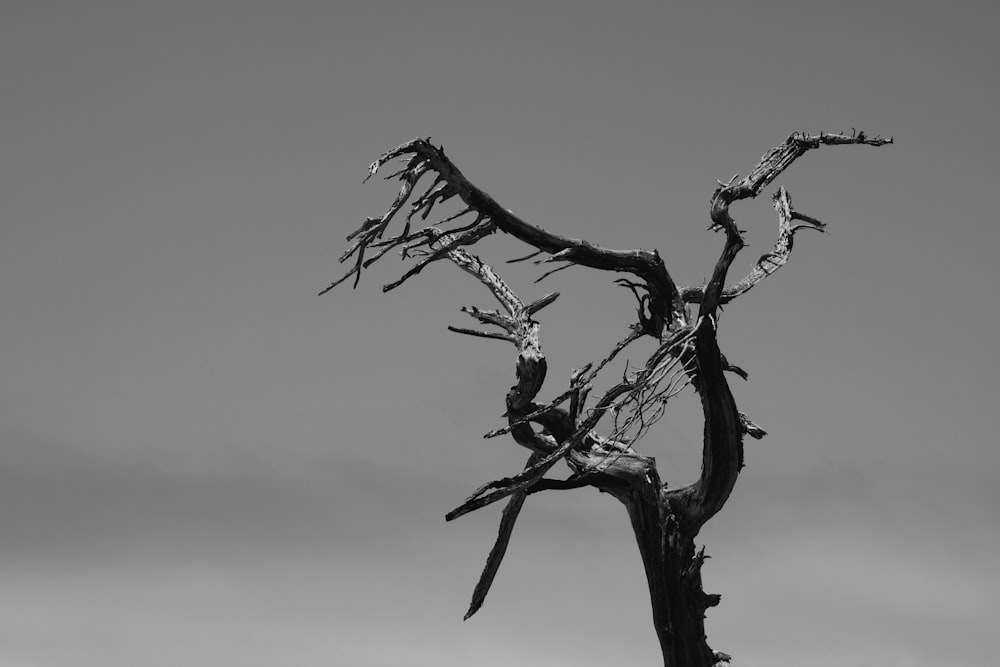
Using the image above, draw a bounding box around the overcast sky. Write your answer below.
[2,2,998,666]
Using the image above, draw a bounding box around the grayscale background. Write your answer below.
[2,2,997,666]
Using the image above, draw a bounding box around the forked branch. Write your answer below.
[439,247,653,615]
[682,130,892,307]
[681,187,825,303]
[670,130,892,528]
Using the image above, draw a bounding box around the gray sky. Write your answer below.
[2,1,998,665]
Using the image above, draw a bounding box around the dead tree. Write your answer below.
[323,131,891,666]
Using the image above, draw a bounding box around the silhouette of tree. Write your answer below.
[324,131,891,666]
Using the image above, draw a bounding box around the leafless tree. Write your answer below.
[324,131,891,666]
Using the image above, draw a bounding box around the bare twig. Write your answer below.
[447,326,515,343]
[506,249,544,264]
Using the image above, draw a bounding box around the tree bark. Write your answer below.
[626,497,716,667]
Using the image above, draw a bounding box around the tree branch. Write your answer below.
[720,130,892,210]
[682,130,891,305]
[671,130,892,528]
[463,452,540,621]
[435,248,658,617]
[324,138,686,334]
[483,322,644,440]
[526,475,594,494]
[447,326,515,344]
[440,248,659,519]
[446,384,632,521]
[682,187,824,304]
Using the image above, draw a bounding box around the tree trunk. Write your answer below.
[616,480,718,666]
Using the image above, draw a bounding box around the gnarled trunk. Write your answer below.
[623,489,716,666]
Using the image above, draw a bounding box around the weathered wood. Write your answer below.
[324,131,891,665]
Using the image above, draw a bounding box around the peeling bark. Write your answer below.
[324,130,891,665]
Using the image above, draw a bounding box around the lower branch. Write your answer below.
[464,453,539,620]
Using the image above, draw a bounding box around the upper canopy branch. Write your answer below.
[720,130,892,207]
[684,130,892,308]
[681,186,826,304]
[323,138,685,334]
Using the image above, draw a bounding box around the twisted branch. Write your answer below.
[682,130,892,306]
[670,130,892,528]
